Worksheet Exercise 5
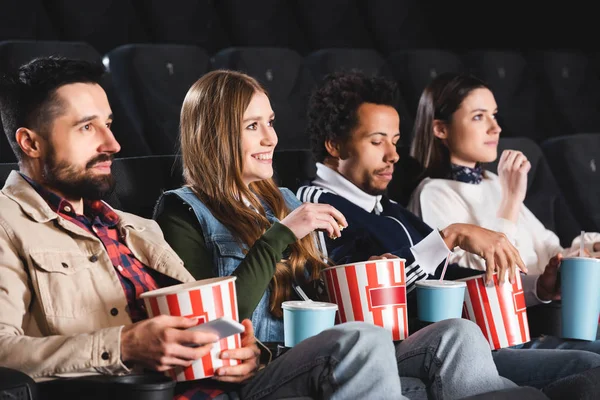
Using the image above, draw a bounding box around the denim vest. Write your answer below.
[160,186,302,342]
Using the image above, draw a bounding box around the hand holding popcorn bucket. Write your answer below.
[459,272,530,350]
[321,258,409,340]
[139,276,242,381]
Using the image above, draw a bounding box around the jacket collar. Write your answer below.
[1,170,143,230]
[312,163,384,214]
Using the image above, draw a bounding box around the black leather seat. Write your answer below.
[105,44,211,155]
[541,133,600,233]
[110,155,183,218]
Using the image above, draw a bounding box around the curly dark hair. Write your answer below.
[306,71,399,162]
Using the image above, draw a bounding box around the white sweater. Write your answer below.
[408,171,599,276]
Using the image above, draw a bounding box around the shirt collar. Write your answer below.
[19,172,119,227]
[313,163,383,214]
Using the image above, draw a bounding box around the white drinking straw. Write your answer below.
[293,284,313,302]
[580,230,585,257]
[439,251,451,281]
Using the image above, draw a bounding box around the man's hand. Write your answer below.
[536,254,563,301]
[120,315,219,371]
[214,319,260,383]
[441,223,528,285]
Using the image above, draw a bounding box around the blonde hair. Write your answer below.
[180,70,327,318]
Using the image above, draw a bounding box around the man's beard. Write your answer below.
[364,185,387,196]
[42,149,116,201]
[363,175,388,196]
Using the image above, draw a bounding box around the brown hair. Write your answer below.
[410,72,490,179]
[180,70,327,318]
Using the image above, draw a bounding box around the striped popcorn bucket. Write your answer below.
[139,276,242,381]
[321,259,409,340]
[459,272,530,350]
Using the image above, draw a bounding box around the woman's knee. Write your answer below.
[434,318,483,338]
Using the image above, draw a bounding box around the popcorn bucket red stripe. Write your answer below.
[228,281,242,350]
[213,285,224,317]
[519,309,529,343]
[211,285,231,367]
[330,271,346,324]
[184,364,196,381]
[366,263,385,330]
[190,290,204,317]
[167,293,182,316]
[345,266,365,321]
[200,351,214,377]
[385,263,403,340]
[148,297,160,318]
[228,281,238,321]
[219,338,231,367]
[324,272,338,323]
[495,277,521,346]
[514,276,529,343]
[478,280,501,349]
[465,281,485,333]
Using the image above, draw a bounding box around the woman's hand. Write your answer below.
[497,150,531,222]
[281,203,348,240]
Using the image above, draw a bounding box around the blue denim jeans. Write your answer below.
[492,325,600,389]
[522,329,600,354]
[208,319,600,399]
[492,346,600,389]
[239,321,402,399]
[395,318,516,399]
[240,318,521,400]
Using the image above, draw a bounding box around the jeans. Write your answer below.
[239,321,402,400]
[522,334,600,354]
[493,346,600,389]
[395,318,516,399]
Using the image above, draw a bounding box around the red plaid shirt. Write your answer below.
[23,174,178,322]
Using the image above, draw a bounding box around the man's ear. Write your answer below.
[324,138,341,158]
[432,120,448,140]
[15,128,44,159]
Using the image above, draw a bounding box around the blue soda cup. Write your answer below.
[282,301,338,347]
[415,280,466,323]
[560,257,600,341]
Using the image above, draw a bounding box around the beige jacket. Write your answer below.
[0,171,195,380]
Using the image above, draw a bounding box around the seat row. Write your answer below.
[2,40,600,162]
[1,134,597,246]
[0,0,434,55]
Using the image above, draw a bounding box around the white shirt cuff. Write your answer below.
[410,230,451,276]
[522,274,552,307]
